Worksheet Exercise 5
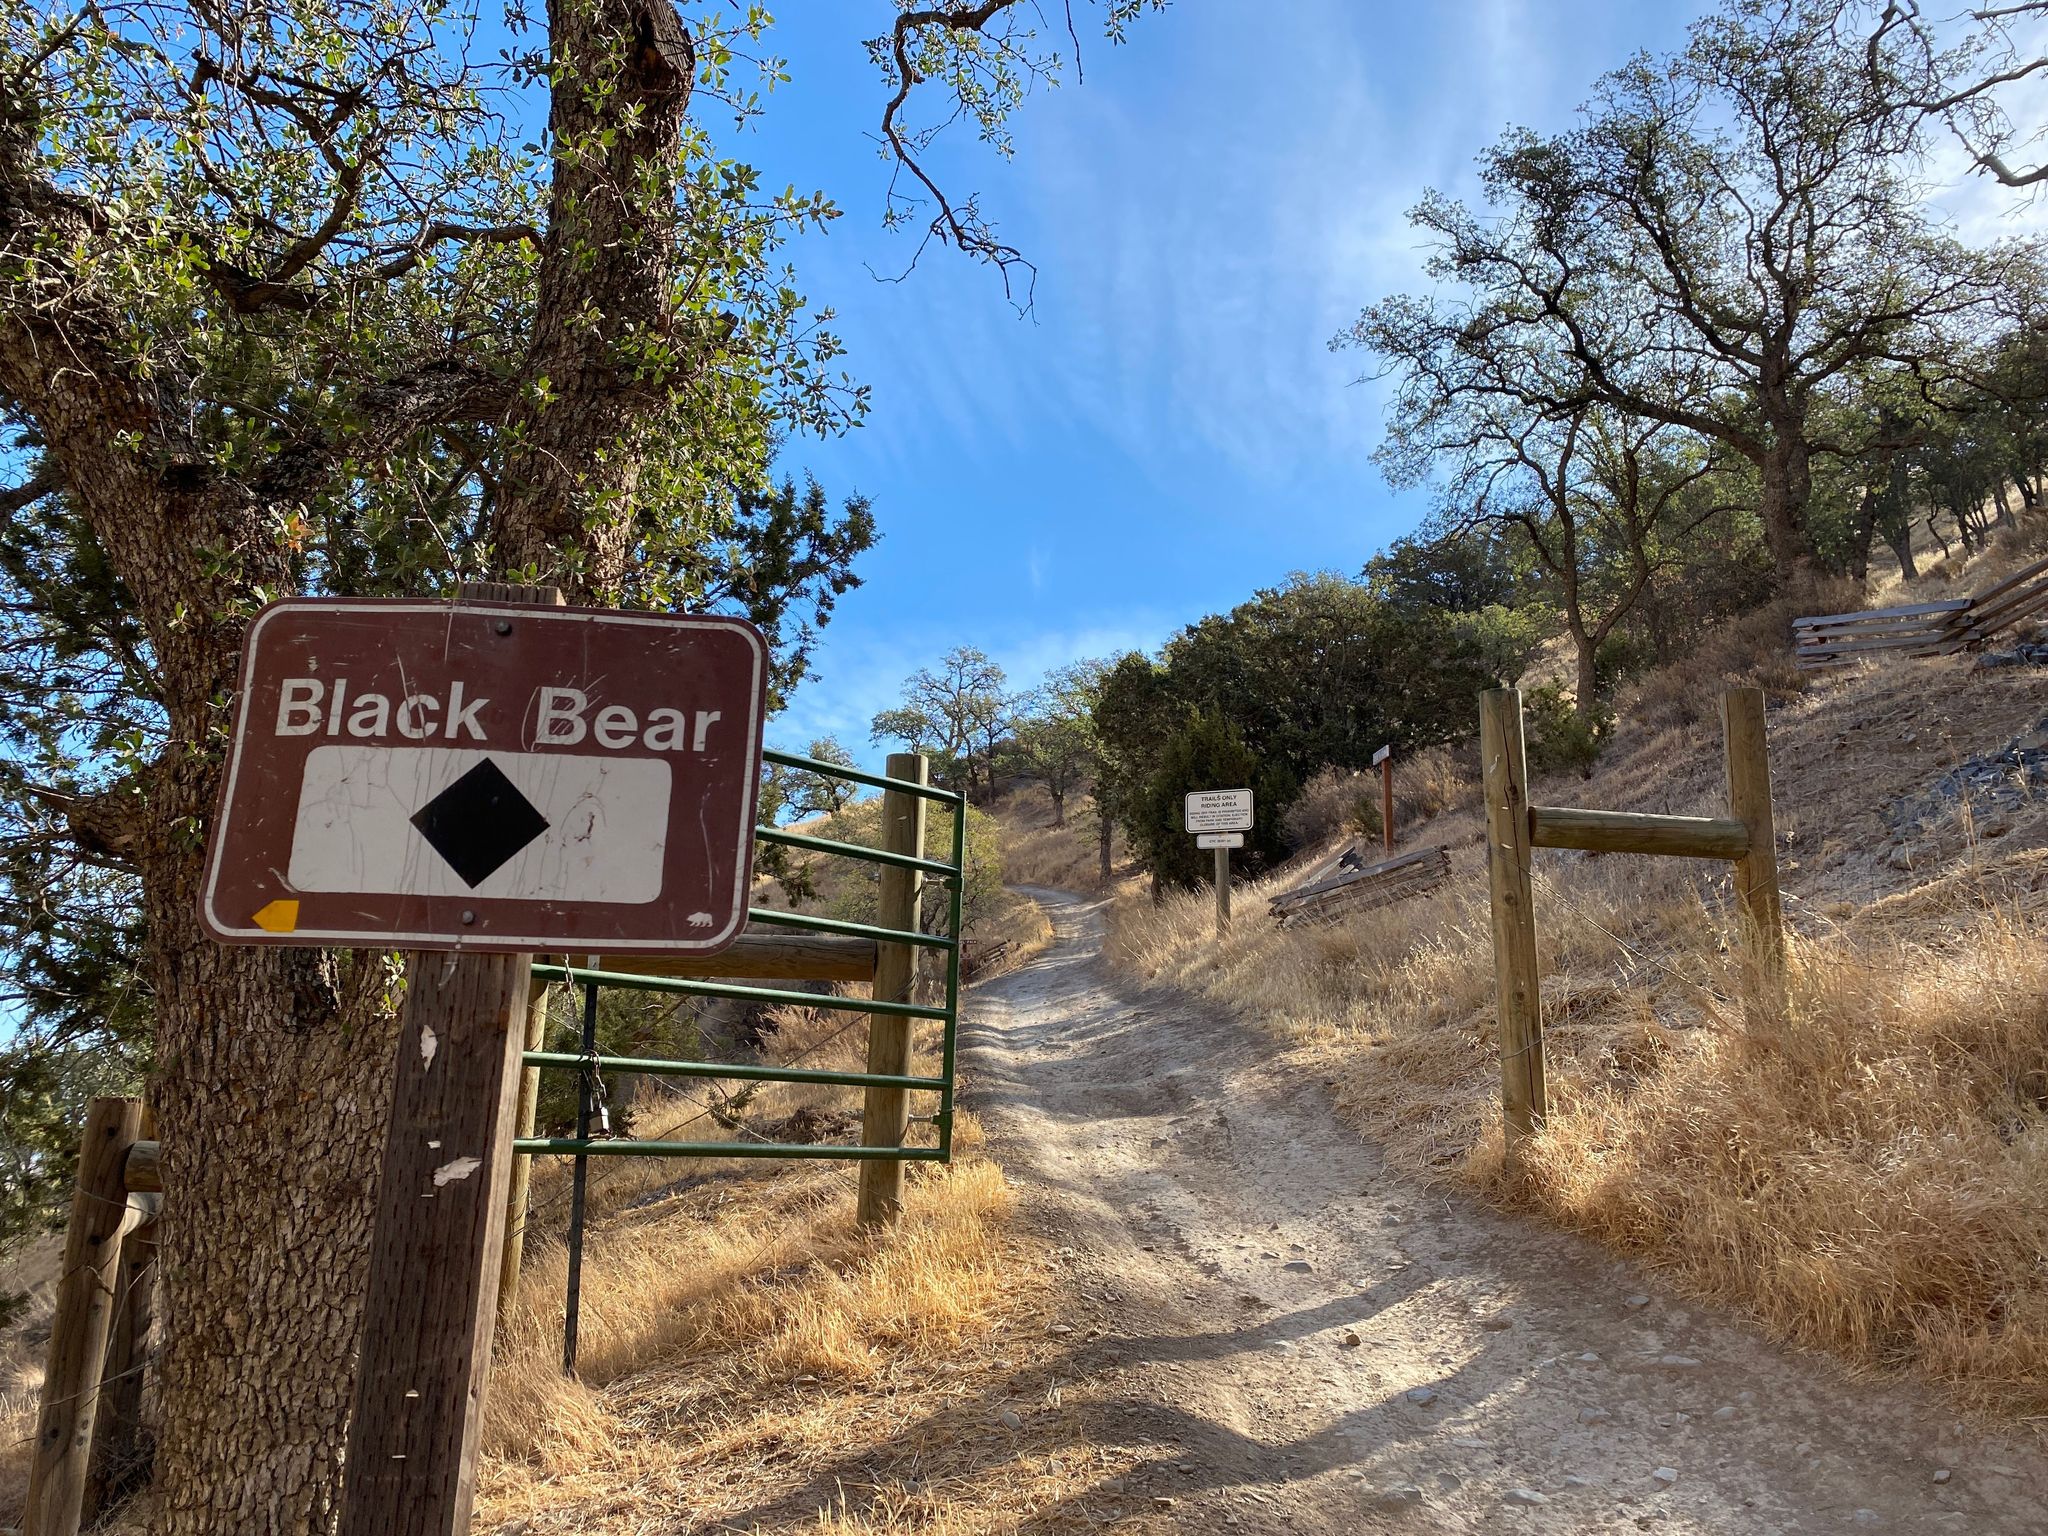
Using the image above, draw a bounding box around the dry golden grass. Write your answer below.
[478,1140,1134,1534]
[0,1236,59,1530]
[1105,637,2048,1422]
[992,781,1121,893]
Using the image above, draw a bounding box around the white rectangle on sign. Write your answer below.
[288,746,671,904]
[1196,831,1244,849]
[1184,788,1253,834]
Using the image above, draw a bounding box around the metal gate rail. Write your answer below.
[513,747,967,1166]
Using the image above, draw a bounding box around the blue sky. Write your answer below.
[737,1,1704,762]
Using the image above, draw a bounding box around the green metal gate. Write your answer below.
[513,748,966,1369]
[515,747,966,1163]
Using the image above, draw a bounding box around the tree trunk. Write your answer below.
[149,819,395,1536]
[1882,522,1919,582]
[0,5,695,1530]
[492,0,694,596]
[0,306,402,1528]
[1571,628,1599,722]
[1050,786,1065,828]
[1847,477,1880,582]
[1756,434,1822,593]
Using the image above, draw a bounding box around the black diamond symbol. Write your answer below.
[410,759,550,888]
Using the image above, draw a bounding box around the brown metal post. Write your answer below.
[1214,843,1232,934]
[856,753,930,1227]
[1480,690,1545,1166]
[25,1096,145,1536]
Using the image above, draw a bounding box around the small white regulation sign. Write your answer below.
[1184,788,1253,834]
[1195,831,1245,850]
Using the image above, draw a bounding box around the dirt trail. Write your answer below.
[962,891,2048,1535]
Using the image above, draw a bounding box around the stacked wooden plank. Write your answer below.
[1795,553,2048,669]
[1792,597,1972,667]
[1268,845,1451,928]
[1957,553,2048,645]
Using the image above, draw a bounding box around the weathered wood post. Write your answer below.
[82,1108,158,1526]
[857,753,930,1227]
[1214,843,1232,933]
[1480,689,1546,1165]
[25,1096,145,1536]
[495,976,553,1325]
[340,580,557,1536]
[1375,744,1395,854]
[1721,686,1786,1010]
[340,952,534,1536]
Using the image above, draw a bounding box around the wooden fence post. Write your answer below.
[340,580,556,1536]
[82,1107,157,1526]
[1480,689,1546,1165]
[25,1095,145,1536]
[1722,686,1786,1010]
[495,977,553,1326]
[857,753,930,1228]
[1214,844,1232,934]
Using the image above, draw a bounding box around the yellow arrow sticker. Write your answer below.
[252,899,301,933]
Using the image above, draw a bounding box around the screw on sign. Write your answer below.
[200,598,768,953]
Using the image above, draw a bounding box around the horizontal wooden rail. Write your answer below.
[1794,613,1970,642]
[1795,554,2048,670]
[1528,805,1750,859]
[1792,596,1969,627]
[1959,551,2048,610]
[1796,630,1967,659]
[1962,577,2048,638]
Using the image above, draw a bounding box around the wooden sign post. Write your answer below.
[341,951,533,1536]
[1373,744,1394,854]
[194,582,770,1536]
[1187,791,1251,939]
[1481,684,1784,1170]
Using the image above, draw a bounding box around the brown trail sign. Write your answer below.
[200,597,768,954]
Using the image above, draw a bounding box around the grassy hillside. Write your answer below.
[989,780,1127,893]
[1099,544,2048,1421]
